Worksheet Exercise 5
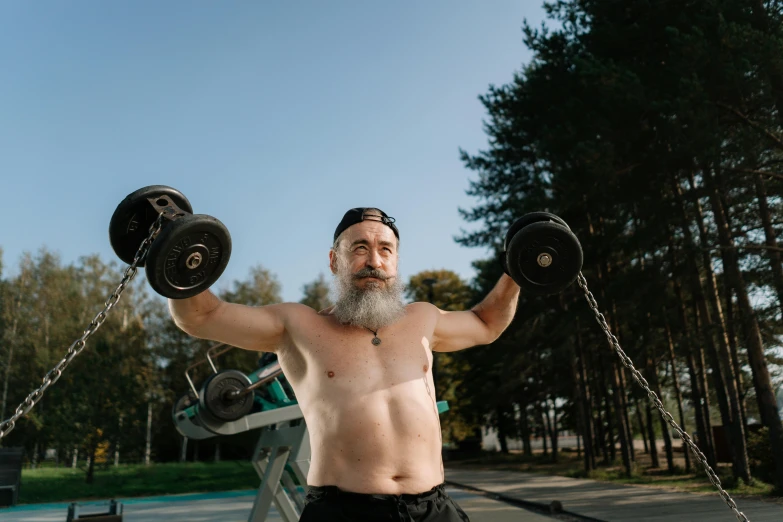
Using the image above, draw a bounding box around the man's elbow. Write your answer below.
[169,299,221,337]
[471,310,505,346]
[483,327,505,346]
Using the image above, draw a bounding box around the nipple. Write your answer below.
[327,371,335,378]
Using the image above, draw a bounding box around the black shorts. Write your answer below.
[300,482,471,522]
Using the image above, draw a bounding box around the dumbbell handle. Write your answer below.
[223,368,284,401]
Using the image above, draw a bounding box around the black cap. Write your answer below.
[334,208,399,243]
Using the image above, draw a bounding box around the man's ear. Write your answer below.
[329,249,338,274]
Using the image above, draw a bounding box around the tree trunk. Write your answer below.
[496,404,510,454]
[575,318,595,470]
[753,174,783,314]
[86,446,96,484]
[686,345,714,467]
[672,174,750,482]
[607,300,636,464]
[646,345,674,473]
[518,402,532,457]
[585,347,608,464]
[145,402,152,466]
[611,362,633,476]
[723,283,748,431]
[31,442,39,469]
[180,436,188,463]
[687,170,750,457]
[542,402,553,455]
[214,443,221,462]
[585,236,619,465]
[618,366,636,462]
[72,446,78,469]
[549,396,559,463]
[633,394,649,454]
[663,314,691,473]
[645,403,660,468]
[707,168,783,490]
[672,271,717,467]
[654,375,675,474]
[114,415,122,467]
[541,409,548,457]
[572,351,592,471]
[639,303,675,474]
[597,352,616,463]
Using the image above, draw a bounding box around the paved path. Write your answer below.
[446,468,783,521]
[10,468,777,521]
[0,486,552,521]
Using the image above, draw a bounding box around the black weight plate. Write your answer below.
[109,186,193,266]
[504,212,569,251]
[199,370,253,423]
[145,213,232,299]
[506,221,583,295]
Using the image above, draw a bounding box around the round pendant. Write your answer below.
[372,337,382,346]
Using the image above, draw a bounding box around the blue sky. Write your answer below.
[0,2,547,302]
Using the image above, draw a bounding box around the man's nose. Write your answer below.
[366,249,382,268]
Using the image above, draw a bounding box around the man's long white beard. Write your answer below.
[332,265,406,331]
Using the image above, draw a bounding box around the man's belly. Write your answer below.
[304,388,444,494]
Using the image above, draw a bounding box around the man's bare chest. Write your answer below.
[280,314,435,393]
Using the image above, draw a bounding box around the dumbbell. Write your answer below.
[109,185,231,299]
[197,366,292,424]
[502,212,583,295]
[198,370,255,424]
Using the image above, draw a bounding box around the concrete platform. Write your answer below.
[0,486,553,521]
[446,468,783,521]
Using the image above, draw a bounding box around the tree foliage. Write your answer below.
[458,0,783,487]
[300,273,333,311]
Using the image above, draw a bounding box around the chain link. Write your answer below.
[576,273,750,522]
[0,214,165,440]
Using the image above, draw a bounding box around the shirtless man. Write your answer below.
[169,208,520,522]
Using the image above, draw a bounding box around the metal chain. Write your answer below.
[576,273,749,522]
[0,214,166,440]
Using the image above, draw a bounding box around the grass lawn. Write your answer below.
[19,448,782,506]
[447,448,781,502]
[19,461,259,505]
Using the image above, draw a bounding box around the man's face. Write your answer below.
[329,219,399,289]
[328,219,405,330]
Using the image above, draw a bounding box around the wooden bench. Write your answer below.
[0,447,24,507]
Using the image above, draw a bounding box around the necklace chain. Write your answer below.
[364,326,382,346]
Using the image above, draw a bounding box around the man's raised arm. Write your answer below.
[431,274,520,353]
[169,291,288,353]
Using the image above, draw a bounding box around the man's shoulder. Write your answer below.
[257,302,318,323]
[317,305,336,316]
[273,302,321,315]
[276,303,340,325]
[405,301,439,316]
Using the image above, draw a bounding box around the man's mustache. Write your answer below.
[352,268,390,281]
